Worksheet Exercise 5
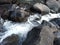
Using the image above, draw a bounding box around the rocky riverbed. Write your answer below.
[0,0,60,45]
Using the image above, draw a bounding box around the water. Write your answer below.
[37,13,60,24]
[0,13,60,45]
[0,14,41,45]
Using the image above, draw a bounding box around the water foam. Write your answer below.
[0,14,41,44]
[0,13,60,44]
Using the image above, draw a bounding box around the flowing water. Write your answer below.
[0,13,60,45]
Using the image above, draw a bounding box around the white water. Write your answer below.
[0,13,60,45]
[37,13,60,24]
[0,14,41,44]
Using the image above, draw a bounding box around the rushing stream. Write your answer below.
[0,13,60,45]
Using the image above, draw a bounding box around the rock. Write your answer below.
[1,4,30,22]
[46,0,60,13]
[1,10,10,20]
[32,3,50,15]
[40,26,57,45]
[0,34,19,45]
[54,38,60,45]
[9,4,30,22]
[0,0,18,4]
[19,0,41,4]
[22,25,42,45]
[23,21,58,45]
[53,31,60,45]
[0,4,12,16]
[0,0,12,4]
[50,18,60,27]
[39,0,47,4]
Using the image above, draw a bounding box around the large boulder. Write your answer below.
[23,21,58,45]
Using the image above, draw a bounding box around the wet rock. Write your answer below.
[54,38,60,45]
[1,10,10,20]
[50,18,60,27]
[0,6,7,16]
[41,20,53,27]
[22,25,42,45]
[1,34,19,45]
[1,4,30,22]
[31,3,50,15]
[53,31,60,45]
[0,4,12,17]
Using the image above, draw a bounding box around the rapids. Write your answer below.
[0,13,60,45]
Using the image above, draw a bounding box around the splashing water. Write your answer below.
[0,13,60,45]
[37,13,60,24]
[0,14,41,44]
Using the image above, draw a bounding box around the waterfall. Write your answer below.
[0,13,60,45]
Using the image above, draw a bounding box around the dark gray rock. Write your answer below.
[22,26,42,45]
[0,34,19,45]
[53,30,60,45]
[54,38,60,45]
